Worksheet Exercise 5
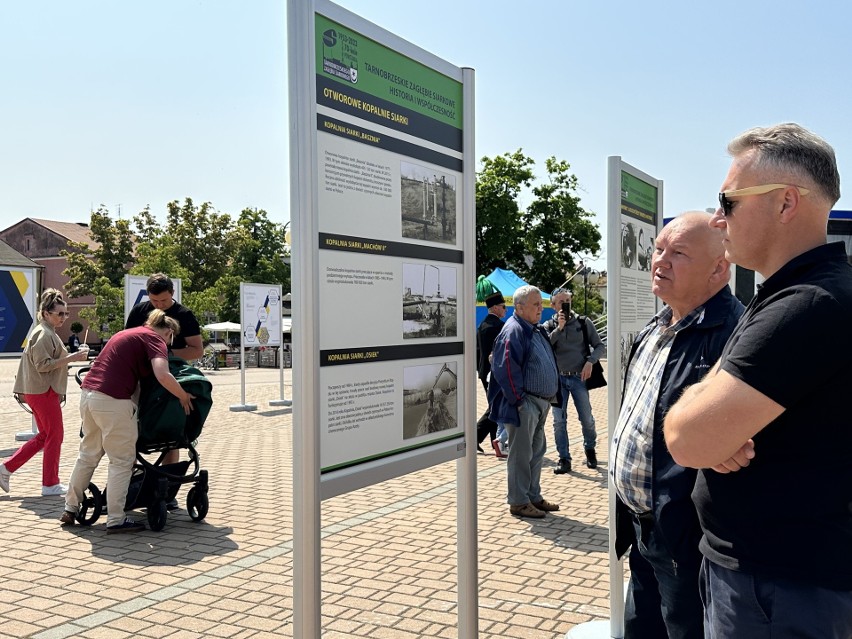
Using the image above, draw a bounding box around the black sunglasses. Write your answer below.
[718,184,810,217]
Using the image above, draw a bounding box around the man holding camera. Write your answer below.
[542,288,605,473]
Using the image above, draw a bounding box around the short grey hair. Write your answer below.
[728,122,840,206]
[513,285,540,306]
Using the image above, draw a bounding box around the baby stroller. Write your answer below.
[73,357,213,532]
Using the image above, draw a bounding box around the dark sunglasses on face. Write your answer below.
[50,311,70,317]
[718,183,810,217]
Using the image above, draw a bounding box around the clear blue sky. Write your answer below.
[3,1,851,273]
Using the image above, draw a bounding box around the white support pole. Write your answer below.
[457,65,477,639]
[269,345,292,407]
[230,282,257,412]
[290,0,321,637]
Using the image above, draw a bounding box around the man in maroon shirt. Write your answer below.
[60,310,194,533]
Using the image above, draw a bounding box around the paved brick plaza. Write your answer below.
[0,358,612,638]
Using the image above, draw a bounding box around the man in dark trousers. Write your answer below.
[612,211,743,638]
[475,292,506,456]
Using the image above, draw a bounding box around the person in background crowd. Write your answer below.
[488,286,561,519]
[67,328,81,354]
[475,291,507,457]
[2,289,89,496]
[541,288,604,473]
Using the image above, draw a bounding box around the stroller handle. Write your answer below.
[75,366,92,387]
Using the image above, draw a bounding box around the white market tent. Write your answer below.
[203,321,241,332]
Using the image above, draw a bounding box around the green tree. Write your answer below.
[216,210,291,320]
[78,276,124,338]
[475,150,534,275]
[521,157,601,291]
[62,206,135,298]
[131,198,234,292]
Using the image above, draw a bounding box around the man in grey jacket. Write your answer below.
[541,289,605,473]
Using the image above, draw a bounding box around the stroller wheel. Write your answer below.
[147,500,168,532]
[186,487,209,522]
[77,483,103,525]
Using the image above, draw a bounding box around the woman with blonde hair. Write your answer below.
[2,289,90,496]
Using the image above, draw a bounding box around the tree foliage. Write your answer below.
[522,157,601,292]
[216,209,290,321]
[475,150,534,275]
[64,201,290,338]
[132,198,234,291]
[77,276,124,337]
[476,151,601,295]
[62,206,134,298]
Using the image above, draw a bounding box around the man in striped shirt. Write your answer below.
[488,286,561,519]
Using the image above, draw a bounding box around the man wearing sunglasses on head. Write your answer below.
[541,288,605,473]
[665,123,852,638]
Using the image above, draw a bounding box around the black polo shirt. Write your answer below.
[125,300,200,352]
[693,242,852,589]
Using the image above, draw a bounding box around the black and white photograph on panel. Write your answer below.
[401,262,457,339]
[402,361,459,439]
[637,227,654,272]
[621,222,637,269]
[400,161,457,244]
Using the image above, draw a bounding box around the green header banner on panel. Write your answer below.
[621,171,658,224]
[315,14,463,131]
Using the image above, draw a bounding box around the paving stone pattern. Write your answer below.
[0,358,612,638]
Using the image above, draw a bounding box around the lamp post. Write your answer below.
[571,260,600,316]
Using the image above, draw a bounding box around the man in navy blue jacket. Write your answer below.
[488,285,561,519]
[612,212,743,638]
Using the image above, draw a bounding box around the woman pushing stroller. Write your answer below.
[60,310,194,534]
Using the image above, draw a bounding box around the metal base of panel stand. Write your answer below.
[269,399,293,406]
[565,620,613,639]
[229,403,258,412]
[16,416,37,441]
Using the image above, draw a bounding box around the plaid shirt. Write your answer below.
[611,305,704,513]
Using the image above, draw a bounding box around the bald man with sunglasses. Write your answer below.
[665,123,852,637]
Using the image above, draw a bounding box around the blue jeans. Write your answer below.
[496,423,508,446]
[624,515,703,639]
[700,558,852,638]
[551,374,596,459]
[503,395,548,505]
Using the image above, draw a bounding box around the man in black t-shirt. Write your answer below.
[665,123,852,638]
[125,273,203,362]
[125,273,203,502]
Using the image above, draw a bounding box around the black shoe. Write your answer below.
[476,445,485,454]
[106,518,146,534]
[585,448,598,469]
[166,497,180,511]
[553,458,571,474]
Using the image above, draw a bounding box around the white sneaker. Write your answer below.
[0,464,9,493]
[42,483,67,497]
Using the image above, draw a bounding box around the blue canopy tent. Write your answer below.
[484,267,551,302]
[475,267,555,326]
